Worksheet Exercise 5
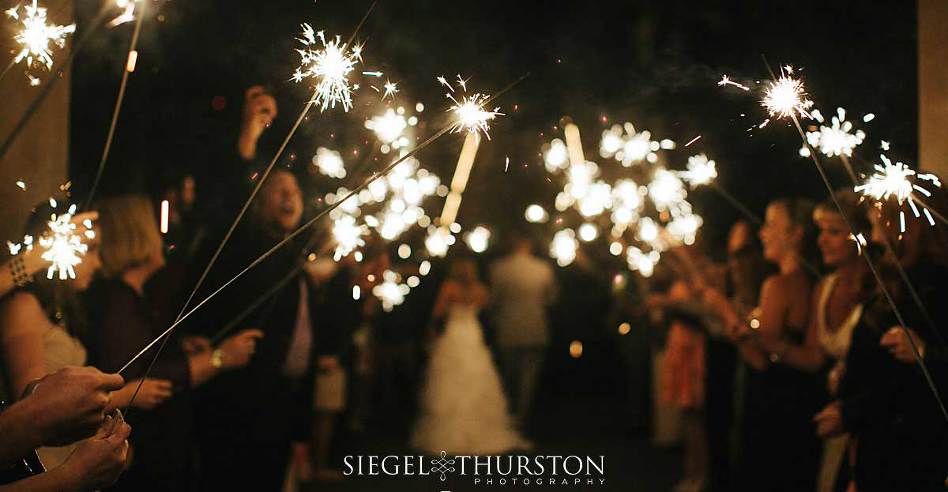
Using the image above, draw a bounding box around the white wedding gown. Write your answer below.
[411,303,530,455]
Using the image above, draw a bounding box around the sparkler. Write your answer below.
[854,155,942,231]
[108,0,137,27]
[761,66,813,120]
[464,226,491,253]
[550,229,578,267]
[313,147,346,178]
[424,227,453,257]
[442,76,503,139]
[717,75,750,91]
[372,270,410,312]
[524,204,549,223]
[679,153,718,188]
[800,108,866,159]
[293,25,363,112]
[6,0,75,80]
[382,79,399,100]
[331,216,367,260]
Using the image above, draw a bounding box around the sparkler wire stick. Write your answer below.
[791,113,948,424]
[118,125,452,375]
[0,4,110,163]
[122,1,379,410]
[0,59,17,84]
[117,72,528,375]
[83,0,146,208]
[838,154,858,184]
[708,181,761,226]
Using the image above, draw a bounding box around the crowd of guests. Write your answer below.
[0,83,561,491]
[0,80,946,492]
[648,189,948,492]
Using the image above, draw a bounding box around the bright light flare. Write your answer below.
[38,205,93,280]
[464,226,491,253]
[761,67,813,120]
[8,0,76,78]
[331,215,367,260]
[313,147,346,178]
[293,24,362,112]
[550,229,578,267]
[854,155,942,232]
[679,154,718,188]
[801,107,866,158]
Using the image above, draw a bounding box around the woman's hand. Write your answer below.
[127,379,173,410]
[217,329,264,370]
[880,326,925,364]
[237,86,277,160]
[813,401,844,438]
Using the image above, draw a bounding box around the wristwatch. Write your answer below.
[210,349,224,369]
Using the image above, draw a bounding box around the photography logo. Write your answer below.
[343,451,607,487]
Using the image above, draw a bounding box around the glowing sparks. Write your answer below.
[331,215,367,260]
[447,93,502,139]
[372,270,410,312]
[801,107,866,158]
[382,79,399,100]
[544,138,569,172]
[312,147,346,179]
[718,75,750,91]
[679,154,718,188]
[441,75,502,139]
[424,226,454,257]
[39,205,93,280]
[599,123,665,166]
[464,226,491,253]
[761,67,813,120]
[854,155,942,231]
[648,168,687,213]
[525,204,549,223]
[550,229,578,267]
[365,108,408,145]
[292,24,362,112]
[108,0,136,28]
[7,0,76,79]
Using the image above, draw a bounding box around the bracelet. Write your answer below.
[210,349,224,369]
[10,256,32,287]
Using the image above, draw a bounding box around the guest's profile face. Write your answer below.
[260,171,303,232]
[759,203,796,262]
[815,209,855,267]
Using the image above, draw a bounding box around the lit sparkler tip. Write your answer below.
[854,155,942,231]
[382,79,399,100]
[761,67,813,120]
[447,91,503,139]
[10,0,76,79]
[718,75,750,91]
[293,24,363,112]
[680,154,718,188]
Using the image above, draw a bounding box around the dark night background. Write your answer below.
[69,0,918,260]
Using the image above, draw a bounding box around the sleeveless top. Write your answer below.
[37,325,87,469]
[816,273,862,361]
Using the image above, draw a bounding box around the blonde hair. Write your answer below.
[96,195,163,277]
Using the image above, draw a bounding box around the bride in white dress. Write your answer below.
[411,258,529,456]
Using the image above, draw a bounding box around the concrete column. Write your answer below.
[919,0,948,176]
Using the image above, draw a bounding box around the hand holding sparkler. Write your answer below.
[238,86,278,160]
